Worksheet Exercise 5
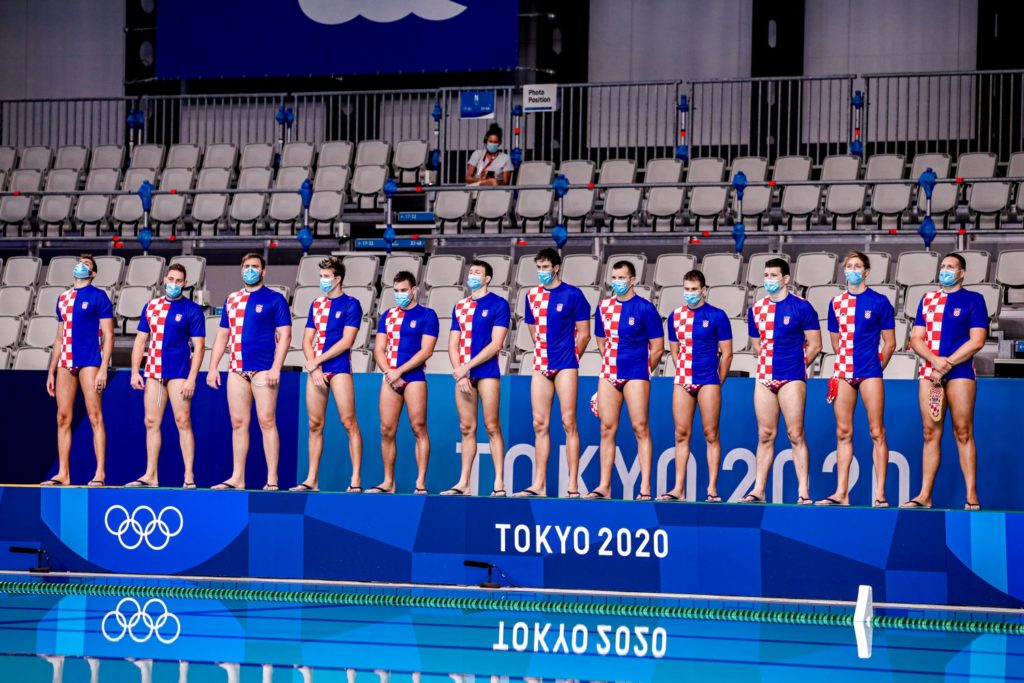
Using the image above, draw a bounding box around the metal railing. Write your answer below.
[1,70,1023,180]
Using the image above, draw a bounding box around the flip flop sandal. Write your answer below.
[345,485,363,493]
[585,491,609,500]
[491,489,507,497]
[87,480,105,487]
[124,479,156,488]
[636,493,653,501]
[515,488,543,497]
[739,493,766,504]
[290,483,318,492]
[365,486,394,494]
[566,490,580,499]
[817,496,848,506]
[182,482,196,489]
[964,502,982,511]
[440,488,467,496]
[657,493,681,501]
[900,500,931,509]
[797,496,814,505]
[414,487,429,495]
[262,484,280,491]
[39,479,65,487]
[212,482,237,490]
[706,494,723,503]
[873,499,889,507]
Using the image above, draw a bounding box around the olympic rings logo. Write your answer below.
[104,505,184,550]
[101,597,181,644]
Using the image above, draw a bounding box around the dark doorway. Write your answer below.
[750,0,805,162]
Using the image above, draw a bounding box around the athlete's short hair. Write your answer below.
[319,256,345,280]
[470,259,493,279]
[764,258,790,277]
[611,260,636,278]
[241,252,265,269]
[683,270,706,288]
[79,253,97,275]
[534,248,561,268]
[843,250,870,270]
[166,263,187,280]
[945,252,967,271]
[393,270,417,287]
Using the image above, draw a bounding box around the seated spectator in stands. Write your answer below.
[466,123,513,187]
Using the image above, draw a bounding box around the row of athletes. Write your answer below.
[40,249,986,509]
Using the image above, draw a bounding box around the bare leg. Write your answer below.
[860,378,889,504]
[332,373,363,490]
[593,379,624,497]
[528,371,556,495]
[821,378,857,504]
[301,376,329,489]
[251,371,281,487]
[555,369,580,494]
[221,372,253,488]
[138,379,169,485]
[698,385,723,498]
[377,381,405,491]
[478,378,505,493]
[404,381,430,491]
[945,378,979,507]
[751,381,780,499]
[663,384,696,499]
[906,378,943,507]
[778,380,810,502]
[77,366,106,484]
[165,379,195,486]
[623,380,653,498]
[450,379,480,493]
[52,368,78,484]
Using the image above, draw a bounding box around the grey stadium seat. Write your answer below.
[355,140,391,167]
[425,286,467,316]
[957,250,990,285]
[825,184,866,229]
[0,170,42,233]
[657,285,687,318]
[968,182,1010,229]
[169,255,206,290]
[202,144,238,170]
[344,286,375,314]
[603,187,642,232]
[805,285,844,319]
[895,251,939,287]
[435,190,471,234]
[820,155,861,181]
[884,353,918,379]
[0,316,21,349]
[341,255,378,288]
[562,254,601,286]
[604,253,647,285]
[381,254,422,284]
[729,351,757,376]
[240,143,273,169]
[516,185,553,233]
[687,185,728,230]
[474,189,512,233]
[706,285,746,318]
[291,286,320,318]
[319,141,354,168]
[870,183,912,230]
[92,255,125,289]
[701,252,742,286]
[37,169,80,234]
[351,165,387,210]
[32,285,63,319]
[350,348,373,373]
[18,145,53,172]
[111,168,157,231]
[793,252,838,289]
[281,142,314,169]
[152,167,195,231]
[477,254,511,286]
[267,166,309,232]
[0,147,16,174]
[861,252,892,285]
[165,144,201,170]
[125,255,166,288]
[865,154,905,180]
[3,256,42,287]
[0,287,33,318]
[686,157,726,183]
[645,158,683,184]
[745,252,789,289]
[781,185,821,230]
[902,284,934,320]
[45,255,79,286]
[13,347,51,370]
[578,351,602,377]
[313,165,349,193]
[23,315,57,348]
[130,144,164,170]
[653,253,697,288]
[393,140,428,184]
[423,254,465,287]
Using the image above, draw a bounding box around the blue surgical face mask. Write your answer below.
[165,283,183,299]
[938,269,957,287]
[764,278,782,294]
[537,270,554,286]
[467,274,484,291]
[319,278,335,294]
[394,291,412,308]
[684,291,702,307]
[72,263,91,280]
[610,280,629,297]
[486,142,500,154]
[242,268,261,286]
[844,269,864,286]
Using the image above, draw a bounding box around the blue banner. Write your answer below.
[1,486,1022,607]
[156,0,519,79]
[3,371,1024,512]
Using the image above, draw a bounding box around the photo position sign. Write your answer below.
[523,84,558,112]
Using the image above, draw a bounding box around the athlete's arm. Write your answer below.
[879,329,897,368]
[462,325,508,372]
[314,326,358,366]
[130,331,148,390]
[648,337,665,373]
[373,332,390,373]
[803,328,822,367]
[206,328,229,389]
[574,320,591,357]
[908,325,936,366]
[750,336,760,355]
[45,322,62,397]
[447,329,461,372]
[265,324,291,386]
[96,318,114,391]
[947,328,987,366]
[718,339,734,384]
[184,336,204,399]
[397,334,437,376]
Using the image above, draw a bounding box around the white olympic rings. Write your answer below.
[103,505,184,550]
[101,597,181,644]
